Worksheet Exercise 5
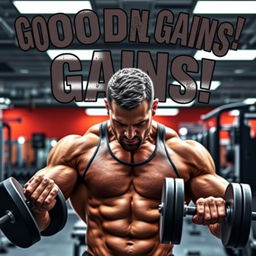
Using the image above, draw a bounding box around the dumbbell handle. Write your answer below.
[0,211,15,229]
[185,205,256,220]
[184,205,197,216]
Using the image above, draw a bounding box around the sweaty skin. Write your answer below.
[24,101,228,256]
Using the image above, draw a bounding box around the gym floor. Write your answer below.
[2,213,226,256]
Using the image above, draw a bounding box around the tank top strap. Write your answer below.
[157,123,182,179]
[81,122,106,179]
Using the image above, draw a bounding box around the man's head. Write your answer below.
[105,68,158,152]
[106,68,154,109]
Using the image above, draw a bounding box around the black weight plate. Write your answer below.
[159,178,175,243]
[221,183,243,247]
[172,178,185,244]
[41,186,67,236]
[236,183,252,248]
[0,177,41,248]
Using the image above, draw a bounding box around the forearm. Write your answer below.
[208,223,222,239]
[32,210,51,232]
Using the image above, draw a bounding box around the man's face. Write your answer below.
[106,100,158,152]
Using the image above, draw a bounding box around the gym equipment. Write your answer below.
[0,117,22,180]
[208,128,218,165]
[0,177,67,248]
[32,133,46,149]
[32,133,47,169]
[0,123,4,184]
[201,130,209,150]
[159,177,255,248]
[0,117,22,252]
[202,102,256,192]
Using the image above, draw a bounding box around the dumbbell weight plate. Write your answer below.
[41,184,68,236]
[236,183,252,248]
[159,178,175,243]
[159,178,185,244]
[221,183,243,248]
[0,177,41,248]
[172,178,185,244]
[160,178,254,249]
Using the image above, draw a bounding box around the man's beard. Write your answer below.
[118,127,151,152]
[119,136,142,152]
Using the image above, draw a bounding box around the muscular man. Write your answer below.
[24,68,228,256]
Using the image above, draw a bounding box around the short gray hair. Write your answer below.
[106,68,154,110]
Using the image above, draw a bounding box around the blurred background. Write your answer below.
[0,0,256,255]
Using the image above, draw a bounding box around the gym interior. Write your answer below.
[1,0,256,255]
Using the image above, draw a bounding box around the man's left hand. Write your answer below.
[192,196,226,225]
[192,196,226,238]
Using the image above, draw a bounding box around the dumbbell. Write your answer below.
[159,178,255,248]
[0,177,67,248]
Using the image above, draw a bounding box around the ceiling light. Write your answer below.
[85,108,107,116]
[194,50,256,61]
[243,98,256,104]
[0,98,6,104]
[17,136,25,144]
[13,1,92,14]
[77,99,105,107]
[0,97,11,109]
[47,49,96,60]
[209,81,221,90]
[234,69,244,74]
[155,108,179,116]
[158,99,194,107]
[5,98,11,105]
[179,127,188,136]
[172,80,221,90]
[85,108,180,116]
[77,98,194,108]
[229,110,240,116]
[50,139,58,147]
[19,69,29,74]
[193,1,256,14]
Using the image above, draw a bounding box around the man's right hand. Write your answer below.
[24,174,59,214]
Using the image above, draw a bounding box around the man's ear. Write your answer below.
[104,98,110,115]
[151,99,159,116]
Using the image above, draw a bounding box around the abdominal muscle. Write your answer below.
[85,192,173,256]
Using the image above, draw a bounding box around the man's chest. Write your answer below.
[81,147,178,201]
[76,138,192,197]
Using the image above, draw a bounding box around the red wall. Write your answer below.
[2,106,235,140]
[3,107,108,139]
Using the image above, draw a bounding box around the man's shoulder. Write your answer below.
[85,123,102,137]
[160,123,179,140]
[154,121,179,141]
[164,130,207,159]
[47,123,104,165]
[158,122,201,152]
[158,123,215,175]
[166,136,215,176]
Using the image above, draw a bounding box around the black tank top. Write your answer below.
[81,122,181,179]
